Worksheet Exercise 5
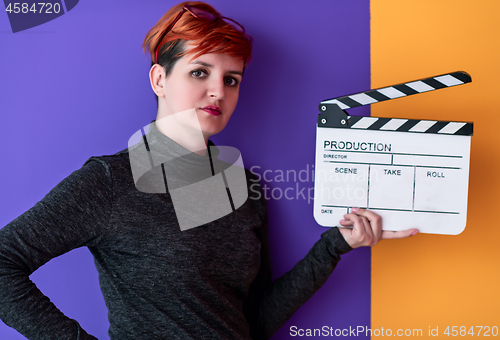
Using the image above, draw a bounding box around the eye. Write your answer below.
[224,76,239,86]
[191,69,208,78]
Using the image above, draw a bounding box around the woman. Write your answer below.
[0,2,418,339]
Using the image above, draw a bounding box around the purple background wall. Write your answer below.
[0,1,370,338]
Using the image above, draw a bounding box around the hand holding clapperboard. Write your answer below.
[313,71,473,235]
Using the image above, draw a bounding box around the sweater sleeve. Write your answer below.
[0,159,113,340]
[243,180,352,339]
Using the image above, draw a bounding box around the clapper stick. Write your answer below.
[317,71,473,135]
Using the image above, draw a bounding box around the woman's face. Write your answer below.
[155,49,244,140]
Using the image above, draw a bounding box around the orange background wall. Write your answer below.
[371,0,500,337]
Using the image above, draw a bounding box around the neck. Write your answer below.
[155,110,208,156]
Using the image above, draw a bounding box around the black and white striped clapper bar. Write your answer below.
[313,71,473,235]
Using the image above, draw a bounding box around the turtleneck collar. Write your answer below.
[143,120,220,165]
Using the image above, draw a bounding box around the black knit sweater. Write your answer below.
[0,123,352,340]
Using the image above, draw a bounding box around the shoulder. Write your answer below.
[82,147,132,182]
[84,147,130,170]
[55,148,136,204]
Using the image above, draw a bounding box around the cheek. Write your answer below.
[227,89,240,110]
[172,84,204,110]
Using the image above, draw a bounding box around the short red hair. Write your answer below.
[142,1,252,66]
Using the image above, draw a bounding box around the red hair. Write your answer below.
[142,1,252,66]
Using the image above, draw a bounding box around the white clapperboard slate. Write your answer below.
[313,71,473,235]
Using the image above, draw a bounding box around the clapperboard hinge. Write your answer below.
[317,71,473,136]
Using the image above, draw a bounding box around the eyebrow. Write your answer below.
[190,60,243,76]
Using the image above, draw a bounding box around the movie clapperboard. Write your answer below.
[313,71,473,235]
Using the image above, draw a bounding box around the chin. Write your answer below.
[201,125,226,138]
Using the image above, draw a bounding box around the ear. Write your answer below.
[149,64,165,97]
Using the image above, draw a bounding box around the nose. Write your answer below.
[207,78,225,100]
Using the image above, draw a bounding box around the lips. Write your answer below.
[200,105,221,116]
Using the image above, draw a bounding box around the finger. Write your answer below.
[360,216,375,245]
[344,213,373,245]
[369,215,383,244]
[339,219,354,227]
[352,208,382,225]
[343,213,364,235]
[339,213,364,248]
[343,213,363,230]
[382,229,419,240]
[352,208,382,243]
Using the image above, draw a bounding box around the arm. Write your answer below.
[0,159,113,340]
[243,181,351,339]
[244,185,419,339]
